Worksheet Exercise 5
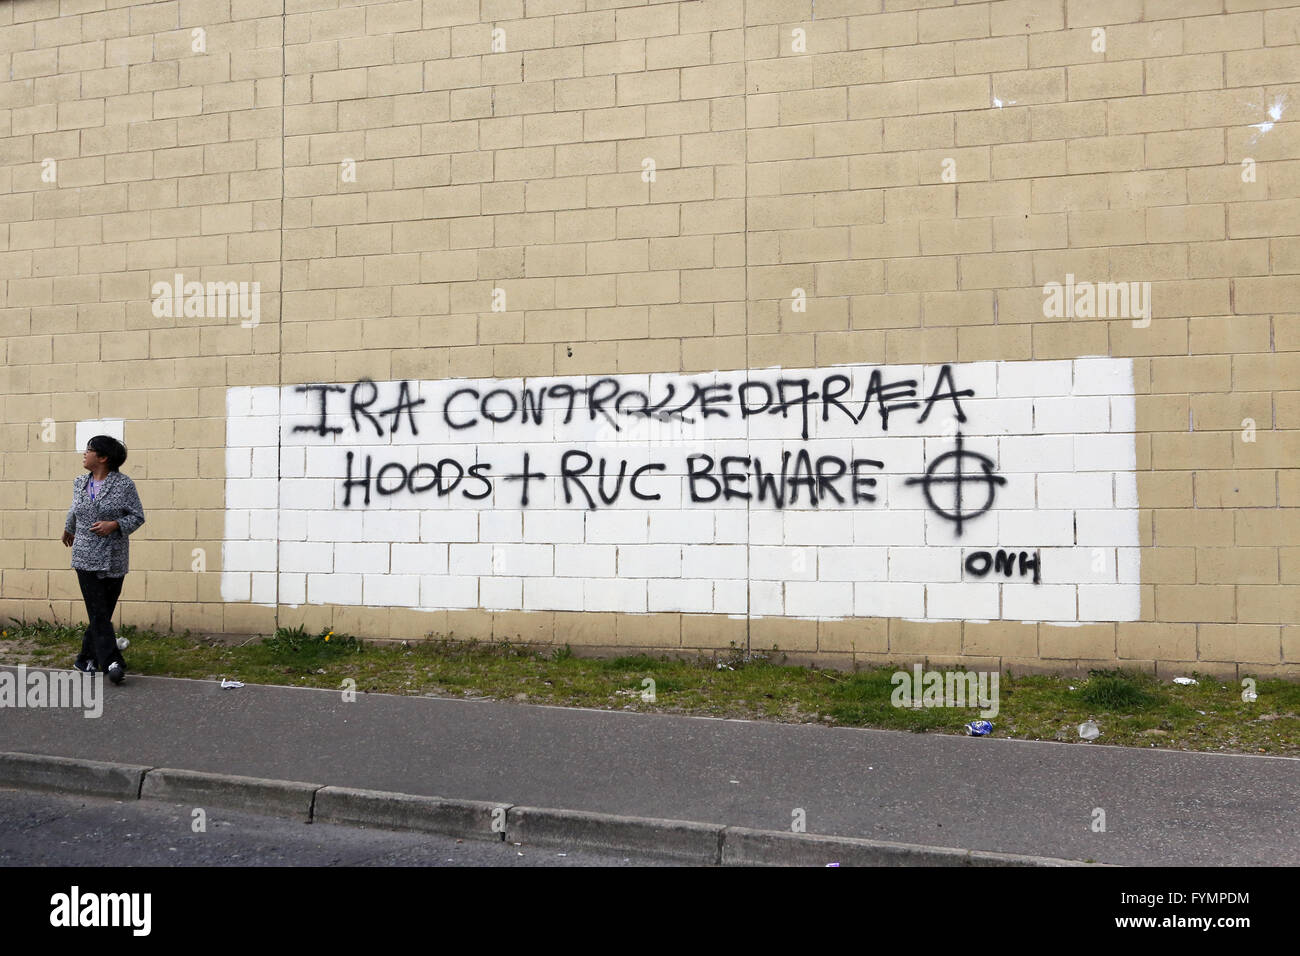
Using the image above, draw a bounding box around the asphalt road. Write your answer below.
[1,667,1297,865]
[0,788,671,867]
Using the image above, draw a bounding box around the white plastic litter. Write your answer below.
[1173,677,1198,685]
[1078,720,1101,740]
[220,678,244,689]
[116,637,129,650]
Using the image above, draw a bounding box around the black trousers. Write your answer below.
[76,569,126,671]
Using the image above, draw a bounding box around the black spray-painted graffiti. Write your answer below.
[904,432,1006,537]
[965,550,1042,584]
[291,367,1009,537]
[296,367,974,441]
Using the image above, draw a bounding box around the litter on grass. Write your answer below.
[220,678,244,689]
[1173,677,1198,685]
[1078,720,1100,740]
[965,720,993,736]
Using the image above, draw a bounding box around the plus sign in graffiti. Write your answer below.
[905,431,1006,536]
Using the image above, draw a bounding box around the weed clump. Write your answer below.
[1079,669,1160,710]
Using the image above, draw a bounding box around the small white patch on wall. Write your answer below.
[221,359,1140,623]
[76,419,125,451]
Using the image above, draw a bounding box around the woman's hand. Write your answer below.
[90,520,119,537]
[61,530,73,547]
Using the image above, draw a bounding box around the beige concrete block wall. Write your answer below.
[1,0,1297,678]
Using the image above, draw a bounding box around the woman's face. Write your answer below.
[82,447,107,471]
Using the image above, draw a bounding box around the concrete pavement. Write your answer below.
[0,788,672,867]
[0,666,1296,865]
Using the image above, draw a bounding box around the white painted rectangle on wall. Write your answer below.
[75,419,125,451]
[221,358,1140,623]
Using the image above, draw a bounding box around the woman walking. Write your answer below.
[60,435,146,685]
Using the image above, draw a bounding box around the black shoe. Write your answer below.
[107,662,125,685]
[73,658,96,674]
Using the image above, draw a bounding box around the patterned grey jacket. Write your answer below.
[64,472,146,578]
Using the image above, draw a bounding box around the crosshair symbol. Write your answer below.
[905,431,1006,536]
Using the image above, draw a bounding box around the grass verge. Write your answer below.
[2,619,1297,756]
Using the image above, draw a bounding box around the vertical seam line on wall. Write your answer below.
[742,0,751,656]
[274,0,287,632]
